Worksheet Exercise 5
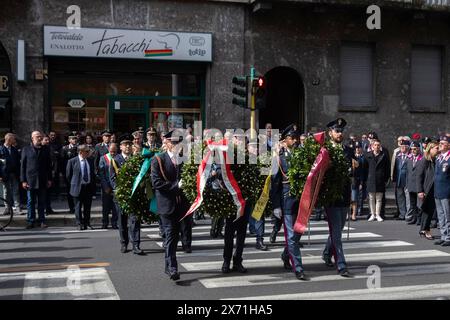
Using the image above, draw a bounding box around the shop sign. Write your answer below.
[68,99,85,108]
[44,25,212,62]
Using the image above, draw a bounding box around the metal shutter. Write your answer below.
[411,46,442,109]
[340,43,374,107]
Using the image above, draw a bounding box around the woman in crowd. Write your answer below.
[416,141,440,240]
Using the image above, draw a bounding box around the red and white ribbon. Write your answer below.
[183,139,246,220]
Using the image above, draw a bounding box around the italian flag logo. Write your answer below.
[145,49,173,57]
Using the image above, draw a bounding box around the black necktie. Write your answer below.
[83,160,89,183]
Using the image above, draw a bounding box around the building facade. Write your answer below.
[0,0,449,145]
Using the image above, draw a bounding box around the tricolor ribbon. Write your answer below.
[294,132,331,234]
[183,139,246,220]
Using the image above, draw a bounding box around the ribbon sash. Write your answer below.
[294,132,331,234]
[131,148,156,196]
[251,174,271,221]
[183,139,246,219]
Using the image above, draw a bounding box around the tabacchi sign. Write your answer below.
[43,25,212,62]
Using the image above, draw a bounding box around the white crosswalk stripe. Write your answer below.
[0,268,119,300]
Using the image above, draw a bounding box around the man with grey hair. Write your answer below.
[21,131,52,229]
[66,144,96,230]
[0,133,21,215]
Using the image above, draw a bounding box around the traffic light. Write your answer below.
[252,76,266,110]
[232,76,249,109]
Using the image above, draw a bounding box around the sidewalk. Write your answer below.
[1,189,399,228]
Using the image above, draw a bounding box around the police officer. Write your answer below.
[434,135,450,247]
[61,135,79,214]
[110,139,145,255]
[144,127,161,150]
[151,130,190,281]
[322,118,354,277]
[270,124,307,281]
[94,130,112,170]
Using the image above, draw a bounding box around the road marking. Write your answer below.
[22,267,119,300]
[153,232,382,248]
[201,263,450,288]
[48,229,109,234]
[176,240,413,258]
[0,262,111,274]
[223,283,450,300]
[181,250,450,271]
[145,226,353,239]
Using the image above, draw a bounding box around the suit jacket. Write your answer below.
[270,147,296,212]
[20,144,52,189]
[0,144,21,177]
[416,158,436,213]
[66,156,96,197]
[151,151,188,216]
[393,153,409,188]
[365,150,390,193]
[406,154,423,193]
[98,154,112,191]
[434,152,450,199]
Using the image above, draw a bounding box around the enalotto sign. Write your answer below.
[43,25,212,62]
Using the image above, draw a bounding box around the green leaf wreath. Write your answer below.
[181,145,264,218]
[288,137,351,207]
[115,153,159,224]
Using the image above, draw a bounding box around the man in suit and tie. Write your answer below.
[406,141,423,225]
[21,131,52,229]
[151,130,190,281]
[66,145,96,230]
[110,139,145,255]
[0,133,21,215]
[393,139,411,221]
[98,143,119,229]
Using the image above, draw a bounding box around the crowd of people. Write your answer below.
[0,121,449,282]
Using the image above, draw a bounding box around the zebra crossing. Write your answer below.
[145,219,450,300]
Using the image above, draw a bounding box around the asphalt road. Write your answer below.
[1,216,450,300]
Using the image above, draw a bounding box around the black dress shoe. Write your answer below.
[133,246,145,255]
[295,271,308,281]
[232,262,247,273]
[434,240,445,245]
[269,230,277,243]
[222,261,231,274]
[281,256,291,270]
[256,240,268,251]
[338,268,351,277]
[170,272,180,281]
[184,246,192,253]
[78,225,84,231]
[102,225,108,229]
[441,241,450,247]
[121,244,128,253]
[26,223,34,229]
[322,255,334,267]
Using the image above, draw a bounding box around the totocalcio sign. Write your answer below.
[43,25,212,62]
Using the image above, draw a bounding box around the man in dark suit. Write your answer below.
[66,145,96,230]
[151,130,190,281]
[61,135,79,214]
[406,141,423,225]
[20,131,52,229]
[98,143,119,229]
[393,139,410,220]
[0,133,21,214]
[110,139,144,255]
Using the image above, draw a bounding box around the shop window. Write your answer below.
[411,45,443,112]
[339,42,376,111]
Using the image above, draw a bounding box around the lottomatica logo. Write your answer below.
[189,36,205,47]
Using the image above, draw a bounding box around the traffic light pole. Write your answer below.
[250,67,256,140]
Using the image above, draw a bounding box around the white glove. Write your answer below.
[178,179,183,188]
[273,208,282,219]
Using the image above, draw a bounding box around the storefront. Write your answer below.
[44,26,211,141]
[0,42,12,137]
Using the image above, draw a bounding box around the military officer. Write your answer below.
[151,130,190,281]
[322,118,354,277]
[434,135,450,247]
[61,135,79,214]
[144,127,161,150]
[110,139,145,255]
[270,124,307,281]
[95,130,112,170]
